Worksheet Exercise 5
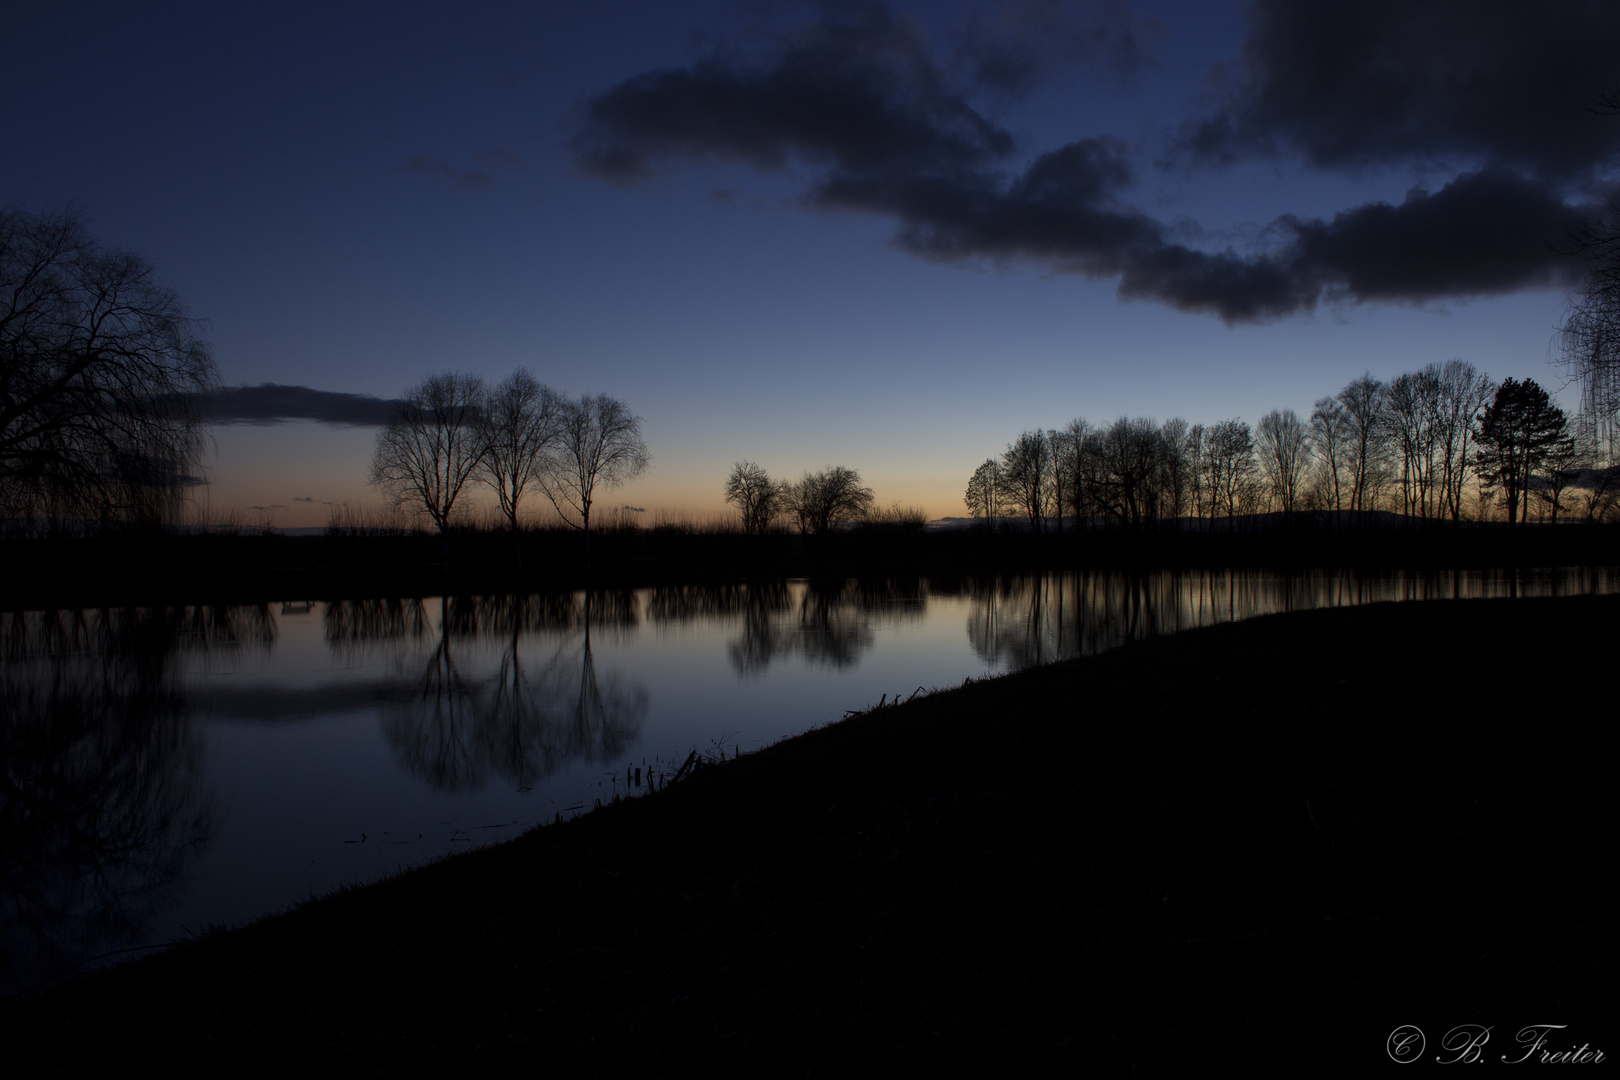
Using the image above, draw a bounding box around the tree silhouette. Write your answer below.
[539,393,649,561]
[479,369,562,567]
[724,460,787,534]
[369,372,487,567]
[0,207,217,527]
[1255,409,1312,514]
[963,458,1002,524]
[1000,432,1051,533]
[785,466,874,535]
[1475,378,1572,526]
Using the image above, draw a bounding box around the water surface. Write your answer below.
[3,568,1614,995]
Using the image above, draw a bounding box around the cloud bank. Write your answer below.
[571,1,1614,323]
[1179,0,1620,180]
[203,384,400,426]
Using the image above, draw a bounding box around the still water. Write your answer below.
[2,568,1615,995]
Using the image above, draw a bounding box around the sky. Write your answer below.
[5,0,1617,527]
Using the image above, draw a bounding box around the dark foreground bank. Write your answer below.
[3,597,1612,1075]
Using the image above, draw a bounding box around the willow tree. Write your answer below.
[1,206,216,528]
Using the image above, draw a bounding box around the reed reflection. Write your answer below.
[0,606,269,994]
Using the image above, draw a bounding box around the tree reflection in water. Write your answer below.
[344,593,649,794]
[700,579,927,676]
[966,568,1620,672]
[0,606,267,994]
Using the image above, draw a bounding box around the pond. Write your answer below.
[3,567,1615,996]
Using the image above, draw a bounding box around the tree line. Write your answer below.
[723,462,880,535]
[968,363,1619,532]
[368,370,649,565]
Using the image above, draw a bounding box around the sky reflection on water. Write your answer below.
[2,568,1615,996]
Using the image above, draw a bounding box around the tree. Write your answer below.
[1255,408,1312,514]
[1061,418,1092,529]
[1,206,217,527]
[1157,418,1193,527]
[540,393,650,557]
[1000,430,1051,533]
[786,466,874,535]
[1091,417,1160,529]
[478,369,562,565]
[1560,194,1620,467]
[1475,378,1572,526]
[1531,434,1583,524]
[1432,359,1494,522]
[370,372,488,560]
[1309,396,1350,515]
[963,457,1002,524]
[1205,418,1258,527]
[1336,374,1389,520]
[725,460,787,534]
[1384,369,1439,520]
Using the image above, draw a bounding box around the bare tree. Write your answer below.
[1157,418,1193,528]
[1000,430,1052,533]
[1092,417,1159,529]
[1337,374,1389,519]
[1185,423,1209,525]
[1061,418,1091,529]
[1432,359,1494,522]
[540,393,650,557]
[725,460,787,534]
[1205,418,1259,527]
[964,457,1002,525]
[1046,428,1073,536]
[1309,396,1350,516]
[786,465,874,535]
[1255,408,1312,514]
[1560,151,1619,466]
[370,372,488,564]
[1531,434,1583,524]
[1,206,217,527]
[478,369,562,565]
[1384,369,1440,520]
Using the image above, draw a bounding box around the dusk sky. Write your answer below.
[6,0,1616,527]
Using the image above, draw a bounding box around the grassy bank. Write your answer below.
[2,596,1612,1074]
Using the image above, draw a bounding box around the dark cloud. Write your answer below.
[571,5,1013,185]
[1121,171,1591,320]
[1289,170,1589,302]
[1179,0,1620,180]
[572,2,1603,323]
[203,384,400,427]
[293,496,315,503]
[955,0,1164,97]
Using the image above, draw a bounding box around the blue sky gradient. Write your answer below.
[6,1,1613,525]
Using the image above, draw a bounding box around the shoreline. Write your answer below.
[2,594,1614,1073]
[3,523,1617,611]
